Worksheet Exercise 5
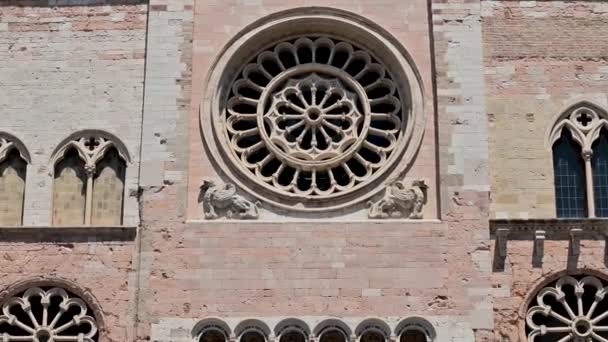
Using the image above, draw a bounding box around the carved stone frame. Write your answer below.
[201,7,426,213]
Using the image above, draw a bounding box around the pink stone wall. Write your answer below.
[186,0,439,220]
[0,237,136,342]
[484,1,608,340]
[136,0,492,340]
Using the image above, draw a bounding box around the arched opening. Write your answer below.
[552,129,587,217]
[200,329,228,342]
[319,329,348,342]
[279,330,307,342]
[53,147,86,225]
[592,128,608,217]
[240,330,266,342]
[92,147,126,225]
[52,134,128,226]
[0,148,27,226]
[400,330,426,342]
[360,330,385,342]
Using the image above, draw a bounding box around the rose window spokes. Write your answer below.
[0,287,98,342]
[526,276,608,342]
[266,74,362,161]
[225,37,403,197]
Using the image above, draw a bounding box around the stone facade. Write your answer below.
[0,1,606,342]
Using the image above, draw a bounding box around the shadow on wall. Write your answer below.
[0,227,136,242]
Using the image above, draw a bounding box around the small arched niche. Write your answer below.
[355,318,391,342]
[193,318,231,342]
[0,133,29,226]
[315,319,351,342]
[395,317,435,342]
[235,319,271,342]
[275,318,310,342]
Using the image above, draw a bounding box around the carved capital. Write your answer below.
[84,164,96,177]
[582,148,593,161]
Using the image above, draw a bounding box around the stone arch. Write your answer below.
[0,276,106,340]
[314,319,352,342]
[0,132,31,164]
[275,317,310,342]
[355,318,391,342]
[235,319,271,342]
[50,129,131,167]
[192,317,232,341]
[0,132,29,226]
[394,317,436,342]
[518,268,608,342]
[546,99,608,150]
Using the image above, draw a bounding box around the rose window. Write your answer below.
[526,275,608,341]
[0,286,98,341]
[202,11,424,211]
[225,37,404,197]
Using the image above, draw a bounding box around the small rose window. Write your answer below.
[0,286,99,341]
[526,275,608,341]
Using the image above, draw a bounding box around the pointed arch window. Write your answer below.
[553,130,587,218]
[0,134,29,226]
[52,133,129,226]
[592,129,608,217]
[549,104,608,218]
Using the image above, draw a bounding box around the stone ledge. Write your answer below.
[0,226,137,242]
[490,219,608,258]
[490,218,608,236]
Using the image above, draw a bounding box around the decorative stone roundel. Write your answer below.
[0,287,98,341]
[226,37,402,197]
[526,275,608,341]
[202,9,425,211]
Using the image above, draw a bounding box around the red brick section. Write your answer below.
[484,1,608,341]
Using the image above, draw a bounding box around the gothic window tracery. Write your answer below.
[202,10,425,212]
[548,103,608,218]
[0,135,28,226]
[525,274,608,342]
[52,134,128,226]
[0,286,99,341]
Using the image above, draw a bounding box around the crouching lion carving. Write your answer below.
[199,179,260,219]
[367,180,428,219]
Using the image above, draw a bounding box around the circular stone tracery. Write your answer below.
[0,286,99,341]
[525,275,608,341]
[226,36,403,197]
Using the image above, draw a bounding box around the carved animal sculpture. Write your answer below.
[199,179,259,219]
[367,180,428,219]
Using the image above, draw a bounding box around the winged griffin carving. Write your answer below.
[199,179,260,219]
